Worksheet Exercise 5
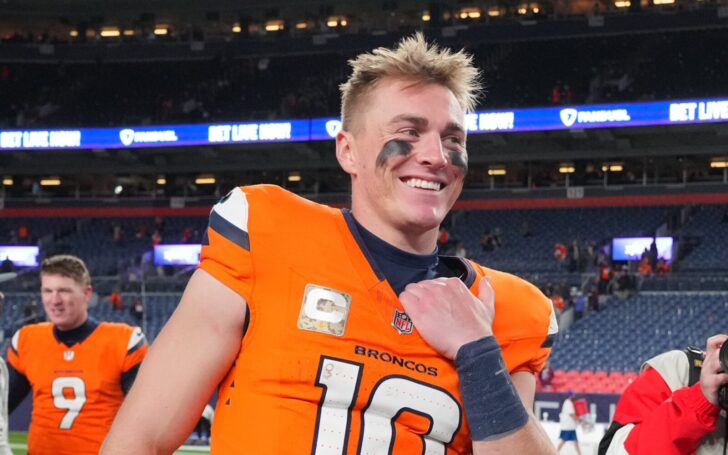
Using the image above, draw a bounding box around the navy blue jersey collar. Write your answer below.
[53,317,99,347]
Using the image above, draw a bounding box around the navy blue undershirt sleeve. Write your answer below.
[7,361,31,414]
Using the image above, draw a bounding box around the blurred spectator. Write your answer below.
[437,226,450,248]
[17,224,29,243]
[1,257,13,273]
[638,257,652,277]
[562,84,573,104]
[480,228,501,252]
[154,216,165,234]
[492,227,502,248]
[112,223,123,243]
[557,391,583,455]
[130,297,144,322]
[437,227,458,254]
[568,240,581,273]
[573,291,586,320]
[648,239,658,270]
[588,285,600,312]
[538,360,555,391]
[655,258,670,277]
[151,229,162,247]
[552,294,566,314]
[110,290,124,311]
[554,242,568,263]
[551,82,563,104]
[181,227,193,243]
[598,262,611,294]
[136,223,149,238]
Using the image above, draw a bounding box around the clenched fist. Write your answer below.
[400,277,495,359]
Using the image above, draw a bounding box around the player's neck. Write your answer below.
[53,318,98,347]
[349,211,437,255]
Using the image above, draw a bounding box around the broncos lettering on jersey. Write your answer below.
[200,185,557,454]
[6,322,147,455]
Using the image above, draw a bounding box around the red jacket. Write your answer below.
[599,350,725,454]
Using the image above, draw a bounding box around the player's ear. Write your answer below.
[336,130,357,176]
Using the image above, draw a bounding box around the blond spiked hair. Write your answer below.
[339,32,482,132]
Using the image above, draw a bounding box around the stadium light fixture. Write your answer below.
[195,175,216,185]
[232,23,242,33]
[559,163,576,174]
[100,28,120,38]
[614,0,631,7]
[154,26,169,36]
[2,177,12,186]
[40,178,61,186]
[710,158,728,168]
[601,162,624,172]
[288,172,302,182]
[458,7,482,19]
[123,29,135,37]
[487,8,502,16]
[326,16,348,27]
[114,185,123,195]
[421,11,431,21]
[156,176,167,185]
[69,30,79,38]
[295,21,309,30]
[265,20,285,32]
[653,0,675,4]
[487,166,507,176]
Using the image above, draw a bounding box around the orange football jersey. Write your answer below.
[200,185,556,454]
[6,322,147,455]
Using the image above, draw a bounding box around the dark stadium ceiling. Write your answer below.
[1,0,420,16]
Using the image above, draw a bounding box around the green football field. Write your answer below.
[8,432,211,454]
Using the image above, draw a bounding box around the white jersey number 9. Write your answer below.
[52,376,87,430]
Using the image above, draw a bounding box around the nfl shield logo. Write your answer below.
[63,351,75,361]
[391,309,413,335]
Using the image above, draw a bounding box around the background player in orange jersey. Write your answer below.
[5,255,148,455]
[103,33,558,454]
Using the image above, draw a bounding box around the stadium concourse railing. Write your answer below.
[1,180,728,211]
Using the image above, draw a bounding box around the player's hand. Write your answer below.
[399,277,495,360]
[699,333,728,406]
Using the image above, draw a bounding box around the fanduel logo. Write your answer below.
[119,129,135,146]
[560,108,631,127]
[325,120,342,138]
[560,109,578,127]
[119,129,178,146]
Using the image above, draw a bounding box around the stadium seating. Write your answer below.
[450,205,670,273]
[549,292,728,374]
[678,205,728,272]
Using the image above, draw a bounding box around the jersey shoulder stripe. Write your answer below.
[204,186,250,250]
[126,327,147,354]
[208,205,250,250]
[10,329,19,353]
